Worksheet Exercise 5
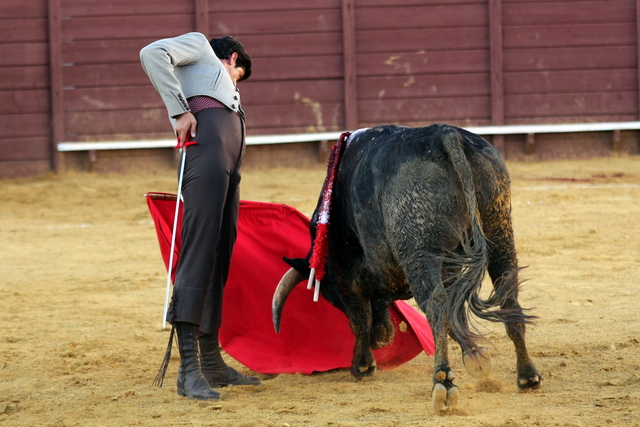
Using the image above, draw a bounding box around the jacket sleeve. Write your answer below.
[140,32,209,118]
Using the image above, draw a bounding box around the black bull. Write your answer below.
[272,124,541,414]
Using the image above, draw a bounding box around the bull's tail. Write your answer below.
[439,126,528,353]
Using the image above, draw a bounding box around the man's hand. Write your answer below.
[175,112,197,147]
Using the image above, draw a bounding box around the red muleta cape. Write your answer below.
[146,193,434,375]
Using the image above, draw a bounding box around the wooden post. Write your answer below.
[613,129,622,153]
[342,0,358,130]
[526,133,535,155]
[489,0,505,154]
[637,0,640,119]
[195,0,209,36]
[48,0,64,173]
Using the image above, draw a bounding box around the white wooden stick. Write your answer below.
[162,149,187,330]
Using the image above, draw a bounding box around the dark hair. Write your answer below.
[210,35,252,81]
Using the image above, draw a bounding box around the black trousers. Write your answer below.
[167,107,244,335]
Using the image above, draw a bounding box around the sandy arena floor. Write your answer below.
[1,155,639,426]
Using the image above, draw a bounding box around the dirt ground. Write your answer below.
[1,155,639,427]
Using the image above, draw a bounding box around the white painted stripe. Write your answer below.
[57,121,640,152]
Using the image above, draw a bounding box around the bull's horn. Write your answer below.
[272,267,306,333]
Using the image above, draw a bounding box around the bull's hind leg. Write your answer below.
[408,261,459,415]
[487,245,541,390]
[443,265,493,379]
[494,272,541,390]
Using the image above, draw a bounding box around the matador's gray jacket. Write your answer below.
[140,32,242,126]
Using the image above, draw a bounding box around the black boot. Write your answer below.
[199,331,261,387]
[175,323,220,400]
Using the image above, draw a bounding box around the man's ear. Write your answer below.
[229,52,238,67]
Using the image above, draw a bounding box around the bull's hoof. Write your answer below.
[432,383,460,415]
[351,361,376,380]
[517,373,542,391]
[462,347,492,379]
[370,320,394,349]
[432,368,462,416]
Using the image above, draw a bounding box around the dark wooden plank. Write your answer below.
[358,74,490,100]
[503,0,627,3]
[0,19,48,42]
[61,131,175,143]
[358,96,490,123]
[61,0,339,15]
[504,1,634,26]
[504,23,635,49]
[249,55,343,81]
[0,66,49,90]
[246,103,344,130]
[210,0,340,12]
[60,0,192,16]
[0,0,46,19]
[505,92,637,119]
[62,87,163,112]
[64,102,347,136]
[356,4,488,30]
[0,113,49,138]
[356,0,486,5]
[61,39,161,64]
[359,117,494,129]
[63,54,343,88]
[62,80,343,111]
[65,85,319,111]
[208,9,342,36]
[357,50,489,77]
[63,63,151,88]
[504,46,637,72]
[247,124,344,137]
[505,69,637,95]
[0,42,48,66]
[61,14,194,40]
[64,109,171,136]
[240,33,342,58]
[62,40,341,85]
[63,63,150,88]
[0,90,50,114]
[63,74,343,107]
[241,80,343,105]
[505,113,639,125]
[357,27,488,53]
[0,137,50,161]
[61,33,341,65]
[63,9,340,40]
[0,160,51,178]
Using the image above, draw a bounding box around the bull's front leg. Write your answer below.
[344,291,376,379]
[370,298,394,349]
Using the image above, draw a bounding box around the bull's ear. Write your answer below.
[283,257,311,275]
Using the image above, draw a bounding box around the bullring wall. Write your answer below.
[1,0,639,177]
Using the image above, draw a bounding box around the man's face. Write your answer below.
[221,52,245,84]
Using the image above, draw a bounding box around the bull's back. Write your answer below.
[340,124,503,257]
